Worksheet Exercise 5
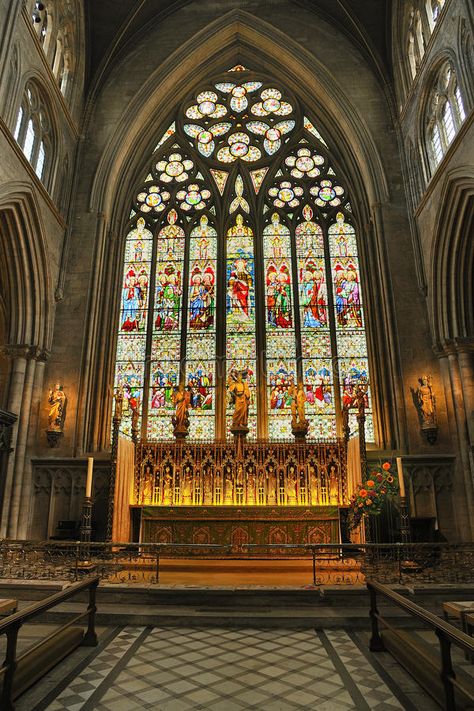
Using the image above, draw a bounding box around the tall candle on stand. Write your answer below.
[396,457,405,498]
[86,457,94,499]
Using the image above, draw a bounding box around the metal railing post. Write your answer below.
[83,579,98,647]
[436,629,456,710]
[312,548,317,586]
[1,622,21,710]
[155,548,160,584]
[368,584,384,652]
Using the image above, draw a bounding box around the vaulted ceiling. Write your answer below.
[85,0,392,90]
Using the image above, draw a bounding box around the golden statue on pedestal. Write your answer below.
[227,369,250,433]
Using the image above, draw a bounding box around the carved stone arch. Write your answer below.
[416,49,463,176]
[392,0,418,101]
[0,185,53,353]
[14,71,61,192]
[430,168,474,346]
[80,8,402,453]
[457,16,474,110]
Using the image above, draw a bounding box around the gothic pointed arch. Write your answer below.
[112,68,374,444]
[79,11,403,452]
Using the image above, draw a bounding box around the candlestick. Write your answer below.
[396,457,405,498]
[86,457,94,498]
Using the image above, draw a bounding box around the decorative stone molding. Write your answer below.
[0,344,50,361]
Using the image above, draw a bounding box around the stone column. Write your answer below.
[0,345,30,537]
[444,344,474,540]
[5,348,38,539]
[17,350,49,539]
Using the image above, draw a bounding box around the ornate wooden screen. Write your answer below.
[134,438,348,508]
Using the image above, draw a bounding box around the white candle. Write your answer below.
[86,457,94,499]
[396,457,405,498]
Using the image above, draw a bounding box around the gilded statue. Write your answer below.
[227,369,250,431]
[412,374,438,443]
[417,375,436,425]
[172,382,191,436]
[290,380,308,438]
[47,383,67,431]
[296,382,307,425]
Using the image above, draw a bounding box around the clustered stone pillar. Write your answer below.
[0,344,49,539]
[437,338,474,540]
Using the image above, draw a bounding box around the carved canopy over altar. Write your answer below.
[134,438,348,508]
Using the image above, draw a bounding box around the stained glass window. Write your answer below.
[114,69,374,443]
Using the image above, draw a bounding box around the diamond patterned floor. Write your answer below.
[18,626,439,710]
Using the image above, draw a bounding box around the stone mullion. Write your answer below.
[179,220,192,385]
[215,211,226,441]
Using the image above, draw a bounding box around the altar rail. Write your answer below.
[1,541,474,586]
[134,439,348,507]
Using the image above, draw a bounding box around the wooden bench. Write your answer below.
[381,628,474,710]
[368,581,474,710]
[0,627,84,700]
[0,600,17,617]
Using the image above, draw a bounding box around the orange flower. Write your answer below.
[381,487,387,494]
[366,480,375,488]
[382,462,391,471]
[358,503,364,508]
[365,499,373,505]
[359,488,368,498]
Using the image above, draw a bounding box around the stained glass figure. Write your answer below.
[226,215,257,437]
[114,72,373,444]
[186,216,217,438]
[329,212,373,439]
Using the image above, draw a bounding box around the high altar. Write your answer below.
[108,399,364,551]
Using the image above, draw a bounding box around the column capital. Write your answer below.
[0,344,50,361]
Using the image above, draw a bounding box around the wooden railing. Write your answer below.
[367,580,474,710]
[0,575,99,710]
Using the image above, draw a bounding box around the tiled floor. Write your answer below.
[17,626,439,710]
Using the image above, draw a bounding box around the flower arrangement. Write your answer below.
[347,461,399,531]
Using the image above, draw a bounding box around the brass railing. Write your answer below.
[0,541,474,586]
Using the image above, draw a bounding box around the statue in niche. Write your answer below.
[329,466,339,504]
[181,469,192,504]
[412,374,438,444]
[225,469,234,504]
[227,369,250,433]
[172,382,191,438]
[287,466,297,504]
[162,467,172,504]
[46,383,67,447]
[47,383,67,432]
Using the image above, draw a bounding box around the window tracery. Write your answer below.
[14,82,52,183]
[427,62,466,169]
[114,70,373,443]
